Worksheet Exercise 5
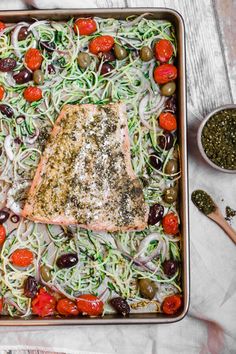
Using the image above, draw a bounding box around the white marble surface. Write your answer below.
[0,1,236,353]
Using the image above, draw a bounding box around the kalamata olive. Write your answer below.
[0,58,17,72]
[40,40,56,52]
[77,52,91,69]
[18,26,29,41]
[114,44,128,60]
[165,94,177,113]
[158,132,174,150]
[40,265,52,282]
[148,203,164,225]
[10,214,20,223]
[0,104,14,118]
[161,81,176,97]
[163,259,178,276]
[13,68,32,84]
[98,51,115,62]
[33,70,44,85]
[24,276,38,298]
[56,253,78,269]
[165,159,178,175]
[139,278,157,300]
[149,155,162,170]
[100,62,113,76]
[48,64,56,74]
[0,210,9,224]
[109,297,130,316]
[163,187,178,203]
[140,46,153,62]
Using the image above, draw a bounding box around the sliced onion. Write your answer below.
[4,135,14,161]
[24,127,40,145]
[11,22,29,58]
[139,94,152,129]
[122,13,152,27]
[137,233,162,263]
[6,181,30,215]
[145,95,166,115]
[4,73,16,87]
[28,20,49,40]
[54,282,76,300]
[45,242,58,267]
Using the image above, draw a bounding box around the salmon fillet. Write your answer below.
[22,103,148,232]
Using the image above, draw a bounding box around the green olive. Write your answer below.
[77,52,91,69]
[33,70,44,85]
[163,187,178,203]
[165,159,179,175]
[140,46,153,62]
[161,81,176,96]
[40,265,52,282]
[114,44,128,60]
[139,278,157,300]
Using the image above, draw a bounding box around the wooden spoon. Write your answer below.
[208,207,236,244]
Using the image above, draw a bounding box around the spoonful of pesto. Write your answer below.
[191,190,236,244]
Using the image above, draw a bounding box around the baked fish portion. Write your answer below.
[22,103,148,231]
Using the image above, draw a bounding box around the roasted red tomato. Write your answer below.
[23,86,42,102]
[57,298,79,316]
[154,64,177,85]
[162,213,179,235]
[0,22,6,31]
[24,48,43,71]
[155,39,173,63]
[162,294,182,315]
[0,298,3,313]
[76,294,103,316]
[32,288,56,317]
[10,249,34,267]
[0,225,6,246]
[89,35,114,55]
[0,86,5,101]
[74,18,97,35]
[159,112,177,131]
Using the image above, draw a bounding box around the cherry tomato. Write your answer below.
[0,225,6,246]
[155,39,173,63]
[0,86,5,101]
[76,294,103,316]
[24,48,43,71]
[89,35,114,55]
[57,298,79,316]
[162,213,179,235]
[32,288,56,317]
[0,298,3,313]
[159,112,177,131]
[10,249,34,267]
[74,18,97,35]
[162,294,182,315]
[154,64,177,85]
[23,86,42,102]
[0,22,6,31]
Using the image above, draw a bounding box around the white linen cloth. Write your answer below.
[0,1,235,353]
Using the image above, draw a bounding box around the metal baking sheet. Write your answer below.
[0,7,189,325]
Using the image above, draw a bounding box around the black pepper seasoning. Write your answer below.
[191,190,216,215]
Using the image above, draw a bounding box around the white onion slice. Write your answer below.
[4,135,14,161]
[137,233,162,263]
[122,13,152,27]
[11,22,29,58]
[4,73,16,87]
[28,20,49,40]
[139,94,152,129]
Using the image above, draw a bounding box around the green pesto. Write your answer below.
[191,190,216,215]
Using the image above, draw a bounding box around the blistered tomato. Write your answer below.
[89,35,114,55]
[0,225,6,246]
[162,213,179,235]
[155,39,173,63]
[162,294,182,315]
[0,86,5,100]
[0,22,6,31]
[154,64,177,85]
[159,112,177,131]
[57,298,79,316]
[10,249,34,267]
[24,48,43,71]
[76,294,103,316]
[74,18,97,35]
[32,288,56,317]
[24,86,42,102]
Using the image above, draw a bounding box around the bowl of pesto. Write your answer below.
[197,104,236,173]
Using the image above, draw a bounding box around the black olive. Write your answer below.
[165,94,177,113]
[10,214,20,223]
[149,155,162,170]
[163,260,178,276]
[40,41,56,52]
[24,276,38,298]
[56,253,78,269]
[148,203,164,225]
[100,63,113,76]
[0,58,17,72]
[13,69,32,84]
[158,132,174,150]
[109,297,130,316]
[0,104,14,118]
[98,51,115,62]
[0,210,9,224]
[48,64,56,74]
[18,27,29,41]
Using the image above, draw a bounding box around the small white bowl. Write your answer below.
[197,104,236,174]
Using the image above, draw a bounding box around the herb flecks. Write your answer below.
[225,206,236,222]
[191,190,216,215]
